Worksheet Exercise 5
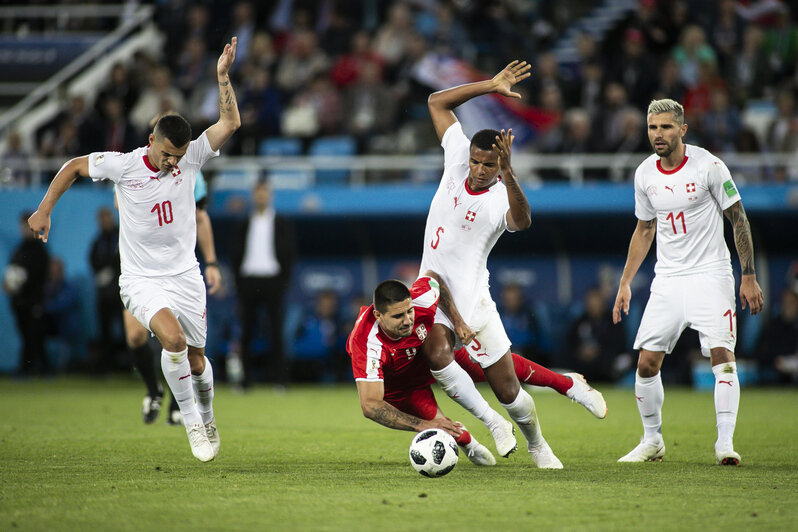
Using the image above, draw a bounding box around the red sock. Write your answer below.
[511,353,572,395]
[456,429,472,446]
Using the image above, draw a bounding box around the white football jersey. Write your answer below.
[88,130,219,277]
[634,144,741,276]
[419,122,510,323]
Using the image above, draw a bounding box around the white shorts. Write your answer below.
[119,266,207,348]
[634,271,736,357]
[433,290,511,369]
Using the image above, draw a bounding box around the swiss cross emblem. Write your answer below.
[465,210,476,222]
[686,182,696,193]
[415,324,427,341]
[171,166,181,177]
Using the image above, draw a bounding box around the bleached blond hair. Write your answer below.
[647,99,685,126]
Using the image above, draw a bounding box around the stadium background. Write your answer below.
[0,0,796,385]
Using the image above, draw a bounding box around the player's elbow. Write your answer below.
[427,91,444,110]
[360,400,378,420]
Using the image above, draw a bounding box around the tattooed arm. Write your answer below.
[421,270,475,346]
[613,218,657,323]
[724,201,764,314]
[356,381,462,437]
[206,37,241,152]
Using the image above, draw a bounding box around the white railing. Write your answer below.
[3,152,797,189]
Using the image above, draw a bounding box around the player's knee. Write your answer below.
[126,329,148,348]
[637,358,659,378]
[159,329,187,352]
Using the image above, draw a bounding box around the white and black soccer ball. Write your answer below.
[409,429,459,477]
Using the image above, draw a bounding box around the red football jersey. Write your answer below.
[347,277,439,390]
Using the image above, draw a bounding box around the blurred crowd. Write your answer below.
[2,0,798,187]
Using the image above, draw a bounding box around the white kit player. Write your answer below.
[28,38,242,462]
[417,60,605,469]
[613,99,764,465]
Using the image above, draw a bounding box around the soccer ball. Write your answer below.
[409,429,459,477]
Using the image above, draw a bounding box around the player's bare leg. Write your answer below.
[710,347,741,466]
[150,309,213,462]
[484,352,562,468]
[424,325,517,457]
[619,349,666,462]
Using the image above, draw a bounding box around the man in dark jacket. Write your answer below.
[3,211,50,375]
[232,179,296,387]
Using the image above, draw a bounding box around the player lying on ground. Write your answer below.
[348,274,606,467]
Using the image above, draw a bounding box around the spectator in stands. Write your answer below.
[711,0,746,81]
[610,109,650,154]
[3,212,50,375]
[652,58,687,105]
[96,63,139,116]
[43,257,80,369]
[37,95,94,158]
[343,61,396,147]
[291,289,344,382]
[702,88,741,153]
[226,2,257,73]
[766,89,798,152]
[497,283,545,364]
[756,288,798,384]
[673,25,717,88]
[175,36,214,97]
[129,66,186,133]
[762,5,798,83]
[98,96,138,153]
[566,287,629,382]
[330,30,384,88]
[88,206,124,374]
[238,66,282,153]
[732,26,770,102]
[275,30,330,94]
[373,2,413,68]
[594,82,636,154]
[282,73,342,138]
[608,28,657,109]
[232,178,297,387]
[1,130,31,186]
[577,60,605,122]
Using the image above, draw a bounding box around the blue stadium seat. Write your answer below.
[258,137,303,156]
[309,136,357,185]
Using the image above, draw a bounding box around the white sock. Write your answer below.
[430,361,500,429]
[635,371,664,444]
[712,361,739,446]
[160,348,202,427]
[500,389,542,447]
[192,356,215,425]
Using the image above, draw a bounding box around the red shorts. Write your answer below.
[383,386,439,420]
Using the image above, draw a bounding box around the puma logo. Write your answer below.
[664,185,674,194]
[719,380,733,387]
[178,373,191,381]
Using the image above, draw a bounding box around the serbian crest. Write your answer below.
[415,324,427,341]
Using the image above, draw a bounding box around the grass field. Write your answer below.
[1,378,796,531]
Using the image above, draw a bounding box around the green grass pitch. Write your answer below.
[1,378,796,531]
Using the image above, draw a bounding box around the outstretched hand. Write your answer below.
[612,285,631,324]
[217,37,237,78]
[493,129,514,173]
[740,275,764,315]
[491,60,531,99]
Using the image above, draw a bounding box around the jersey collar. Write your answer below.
[656,155,688,175]
[142,152,160,173]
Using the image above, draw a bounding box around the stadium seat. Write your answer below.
[308,136,357,185]
[258,137,303,156]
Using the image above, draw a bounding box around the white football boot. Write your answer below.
[527,437,564,469]
[488,416,518,457]
[564,373,607,419]
[464,441,496,466]
[205,420,220,458]
[618,439,665,462]
[187,423,215,462]
[715,442,741,466]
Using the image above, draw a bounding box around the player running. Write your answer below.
[28,38,241,462]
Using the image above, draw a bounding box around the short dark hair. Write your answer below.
[470,129,501,151]
[154,114,192,148]
[373,280,411,313]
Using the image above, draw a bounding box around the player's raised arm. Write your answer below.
[723,201,764,315]
[613,218,657,324]
[356,380,462,438]
[494,129,531,231]
[28,156,90,242]
[427,60,531,141]
[205,37,241,152]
